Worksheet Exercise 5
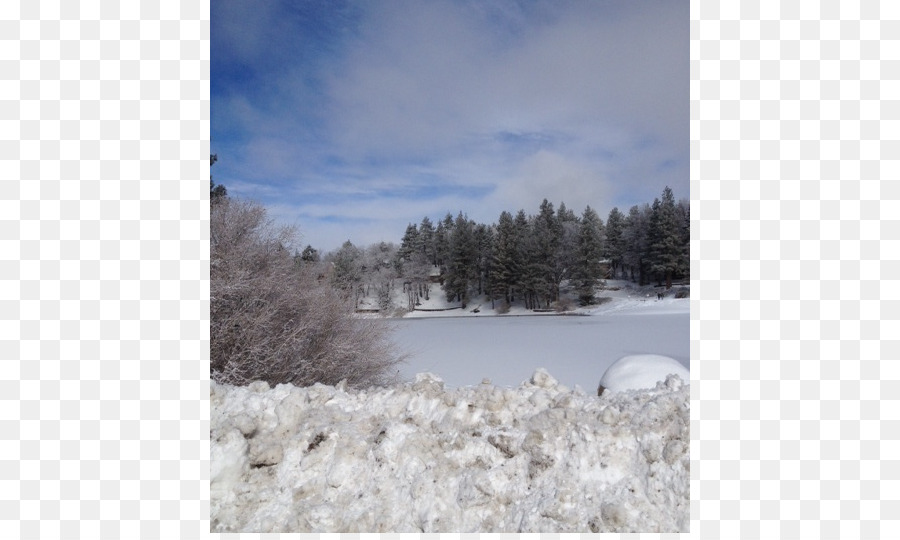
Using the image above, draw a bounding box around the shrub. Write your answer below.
[674,287,689,299]
[210,197,404,388]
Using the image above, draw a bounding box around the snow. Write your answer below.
[598,354,691,394]
[210,279,690,532]
[210,371,689,533]
[356,279,688,319]
[393,279,689,317]
[389,281,689,390]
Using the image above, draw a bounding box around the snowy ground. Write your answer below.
[389,279,689,318]
[210,279,690,532]
[389,310,688,390]
[210,370,689,533]
[389,280,689,390]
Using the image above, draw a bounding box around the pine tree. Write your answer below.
[385,192,690,309]
[532,199,560,306]
[676,198,690,282]
[513,210,538,308]
[210,154,227,204]
[417,216,436,267]
[647,197,663,285]
[623,204,651,285]
[300,245,320,263]
[443,213,477,306]
[416,216,436,300]
[604,207,626,279]
[397,223,419,275]
[555,201,581,295]
[557,201,577,222]
[397,222,437,308]
[491,211,519,305]
[648,186,684,289]
[572,206,604,305]
[434,214,454,271]
[474,223,494,297]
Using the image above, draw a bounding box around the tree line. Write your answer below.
[317,186,689,311]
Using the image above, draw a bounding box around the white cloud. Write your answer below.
[491,150,612,213]
[324,0,686,157]
[212,0,688,249]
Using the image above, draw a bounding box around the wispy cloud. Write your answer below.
[212,0,688,251]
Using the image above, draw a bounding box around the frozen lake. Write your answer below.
[387,311,689,390]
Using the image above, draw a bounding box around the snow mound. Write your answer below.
[210,370,689,533]
[597,354,691,395]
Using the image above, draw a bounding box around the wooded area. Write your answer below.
[318,187,690,311]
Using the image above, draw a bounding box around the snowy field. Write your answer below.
[389,308,688,390]
[210,281,690,533]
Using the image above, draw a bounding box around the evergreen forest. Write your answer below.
[316,186,690,311]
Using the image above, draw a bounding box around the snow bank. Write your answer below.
[598,354,691,394]
[210,370,689,533]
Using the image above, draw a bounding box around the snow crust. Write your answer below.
[210,370,689,533]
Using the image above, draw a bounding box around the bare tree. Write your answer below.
[210,197,405,388]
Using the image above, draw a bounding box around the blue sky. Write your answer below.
[211,0,688,252]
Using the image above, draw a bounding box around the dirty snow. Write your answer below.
[210,368,689,533]
[210,280,690,532]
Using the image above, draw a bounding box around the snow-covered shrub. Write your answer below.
[211,197,404,388]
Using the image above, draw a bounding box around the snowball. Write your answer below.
[597,354,689,394]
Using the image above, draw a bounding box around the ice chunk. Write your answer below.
[529,368,558,389]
